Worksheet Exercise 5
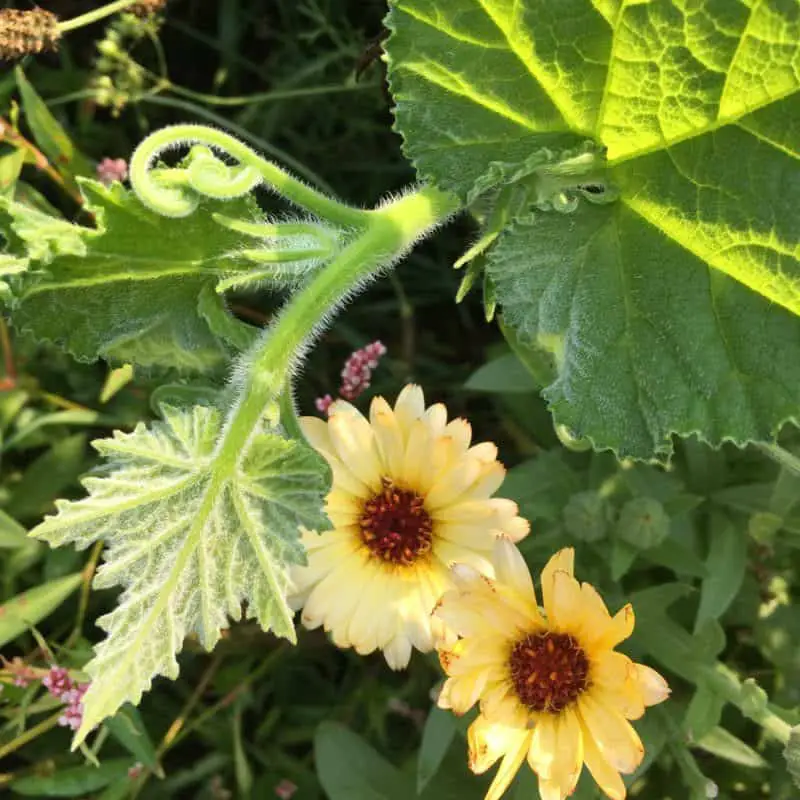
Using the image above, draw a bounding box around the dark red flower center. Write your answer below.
[509,632,589,713]
[360,479,432,565]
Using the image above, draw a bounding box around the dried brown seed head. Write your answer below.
[129,0,168,16]
[0,8,60,61]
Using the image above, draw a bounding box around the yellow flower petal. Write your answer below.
[591,651,646,720]
[328,410,382,491]
[425,459,483,510]
[369,396,405,476]
[486,731,531,800]
[636,663,671,706]
[549,568,585,633]
[493,538,537,606]
[423,402,448,435]
[529,708,584,795]
[577,694,644,774]
[582,729,626,800]
[384,633,412,669]
[401,418,433,489]
[594,604,635,651]
[468,715,522,774]
[393,384,425,431]
[464,461,506,501]
[527,714,557,777]
[541,548,575,622]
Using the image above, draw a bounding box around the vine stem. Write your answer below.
[213,185,460,478]
[130,124,367,227]
[58,0,142,33]
[58,0,138,33]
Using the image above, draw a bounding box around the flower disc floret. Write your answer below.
[289,384,529,669]
[434,540,670,800]
[360,479,433,564]
[509,632,589,713]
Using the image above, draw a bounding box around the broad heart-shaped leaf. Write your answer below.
[385,0,800,458]
[489,207,800,458]
[1,179,259,371]
[30,404,328,743]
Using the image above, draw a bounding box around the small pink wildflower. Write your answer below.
[315,394,334,414]
[128,763,144,780]
[275,779,298,799]
[57,682,89,731]
[315,341,387,414]
[340,341,387,400]
[96,157,128,185]
[42,665,72,699]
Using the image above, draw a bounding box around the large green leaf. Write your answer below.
[1,180,259,371]
[489,207,800,457]
[30,404,328,742]
[386,0,800,458]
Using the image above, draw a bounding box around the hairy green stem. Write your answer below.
[213,185,459,475]
[58,0,141,33]
[130,124,367,227]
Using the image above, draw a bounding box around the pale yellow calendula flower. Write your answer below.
[289,384,529,669]
[434,540,670,800]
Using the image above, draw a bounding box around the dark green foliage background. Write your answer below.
[1,2,799,799]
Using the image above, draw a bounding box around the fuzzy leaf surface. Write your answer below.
[30,404,329,742]
[1,180,258,371]
[386,0,800,457]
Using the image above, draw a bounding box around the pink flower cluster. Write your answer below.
[274,779,298,799]
[315,340,387,414]
[96,157,128,185]
[43,665,89,730]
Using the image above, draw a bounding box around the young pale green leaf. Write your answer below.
[0,572,82,647]
[386,0,800,459]
[2,180,260,371]
[488,208,800,459]
[15,67,93,188]
[29,404,328,744]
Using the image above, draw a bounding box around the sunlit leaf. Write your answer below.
[1,180,260,372]
[30,404,328,743]
[386,0,800,459]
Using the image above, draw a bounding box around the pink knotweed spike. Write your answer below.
[96,157,129,185]
[42,665,73,699]
[339,340,387,401]
[57,682,89,730]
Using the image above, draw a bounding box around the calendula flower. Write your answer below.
[290,384,529,669]
[435,541,670,800]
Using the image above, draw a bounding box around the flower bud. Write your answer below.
[616,496,670,549]
[563,490,610,542]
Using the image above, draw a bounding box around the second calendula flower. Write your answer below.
[434,540,670,800]
[289,384,529,669]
